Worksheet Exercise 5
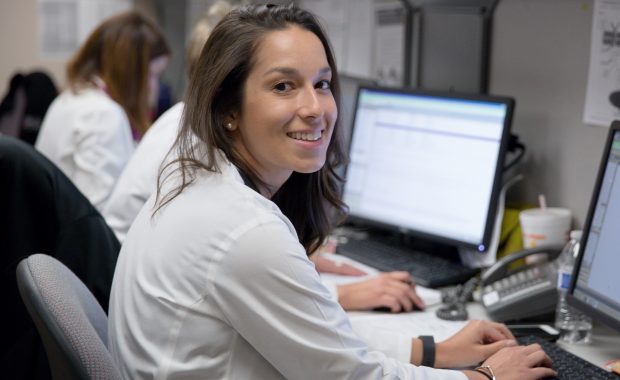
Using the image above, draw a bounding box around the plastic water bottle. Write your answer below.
[555,230,592,344]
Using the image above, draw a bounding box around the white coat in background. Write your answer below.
[36,88,135,212]
[103,102,184,243]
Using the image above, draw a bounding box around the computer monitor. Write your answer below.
[342,86,514,251]
[567,120,620,333]
[338,74,377,151]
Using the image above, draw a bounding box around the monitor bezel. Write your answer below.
[567,120,620,334]
[337,74,378,150]
[343,85,515,251]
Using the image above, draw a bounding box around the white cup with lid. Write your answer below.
[519,207,572,263]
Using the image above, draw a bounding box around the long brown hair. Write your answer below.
[157,4,347,254]
[66,11,170,135]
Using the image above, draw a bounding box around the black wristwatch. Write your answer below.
[418,335,435,367]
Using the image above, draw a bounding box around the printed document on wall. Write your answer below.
[38,0,131,58]
[299,0,347,72]
[584,0,620,127]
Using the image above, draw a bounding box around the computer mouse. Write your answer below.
[372,304,423,313]
[372,306,394,313]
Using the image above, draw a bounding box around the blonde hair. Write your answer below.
[186,1,241,77]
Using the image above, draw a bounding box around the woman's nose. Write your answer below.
[298,86,324,119]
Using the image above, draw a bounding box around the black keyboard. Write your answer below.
[517,335,616,380]
[336,237,478,288]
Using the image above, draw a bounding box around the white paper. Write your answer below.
[38,0,79,57]
[348,311,467,343]
[38,0,132,58]
[301,0,376,78]
[317,254,456,361]
[373,0,406,86]
[341,310,466,362]
[300,0,348,72]
[584,0,620,126]
[343,0,374,78]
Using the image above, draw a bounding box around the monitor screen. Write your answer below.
[342,86,514,251]
[568,122,620,333]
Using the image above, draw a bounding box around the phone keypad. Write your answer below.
[483,262,558,302]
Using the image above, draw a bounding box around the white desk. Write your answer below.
[321,254,620,371]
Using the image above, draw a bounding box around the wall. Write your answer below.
[0,0,67,90]
[308,0,605,227]
[0,0,168,96]
[155,0,188,102]
[0,0,607,227]
[490,0,607,227]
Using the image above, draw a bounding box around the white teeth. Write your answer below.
[289,130,322,141]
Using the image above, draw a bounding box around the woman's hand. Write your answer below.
[337,272,425,312]
[463,343,556,380]
[435,320,517,368]
[311,254,367,276]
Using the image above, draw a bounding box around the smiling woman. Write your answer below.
[228,25,337,196]
[107,4,556,380]
[153,4,347,255]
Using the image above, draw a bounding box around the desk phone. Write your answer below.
[480,246,563,322]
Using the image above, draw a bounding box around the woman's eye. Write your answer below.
[316,80,331,90]
[274,82,292,92]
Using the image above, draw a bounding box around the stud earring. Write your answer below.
[226,122,235,131]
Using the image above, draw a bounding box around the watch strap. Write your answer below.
[419,335,435,367]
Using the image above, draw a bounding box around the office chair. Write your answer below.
[0,136,120,379]
[0,71,58,144]
[16,254,121,380]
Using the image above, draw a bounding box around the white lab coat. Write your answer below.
[103,102,184,243]
[107,154,467,380]
[35,87,134,212]
[103,100,343,304]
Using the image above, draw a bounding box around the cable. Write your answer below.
[504,133,526,171]
[436,277,479,321]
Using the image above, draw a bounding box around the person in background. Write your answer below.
[35,10,170,212]
[0,71,58,145]
[0,136,121,379]
[152,81,173,120]
[108,5,555,379]
[103,1,423,314]
[103,0,236,244]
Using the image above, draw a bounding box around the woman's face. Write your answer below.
[231,26,337,192]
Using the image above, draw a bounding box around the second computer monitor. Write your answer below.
[343,86,514,251]
[568,120,620,334]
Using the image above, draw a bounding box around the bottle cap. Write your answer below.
[570,230,583,240]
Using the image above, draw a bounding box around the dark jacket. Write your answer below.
[0,136,120,379]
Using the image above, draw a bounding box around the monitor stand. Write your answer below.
[459,174,524,268]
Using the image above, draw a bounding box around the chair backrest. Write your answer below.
[16,254,121,380]
[0,71,58,144]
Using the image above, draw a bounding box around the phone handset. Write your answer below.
[481,245,564,286]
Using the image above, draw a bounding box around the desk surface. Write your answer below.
[322,253,620,371]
